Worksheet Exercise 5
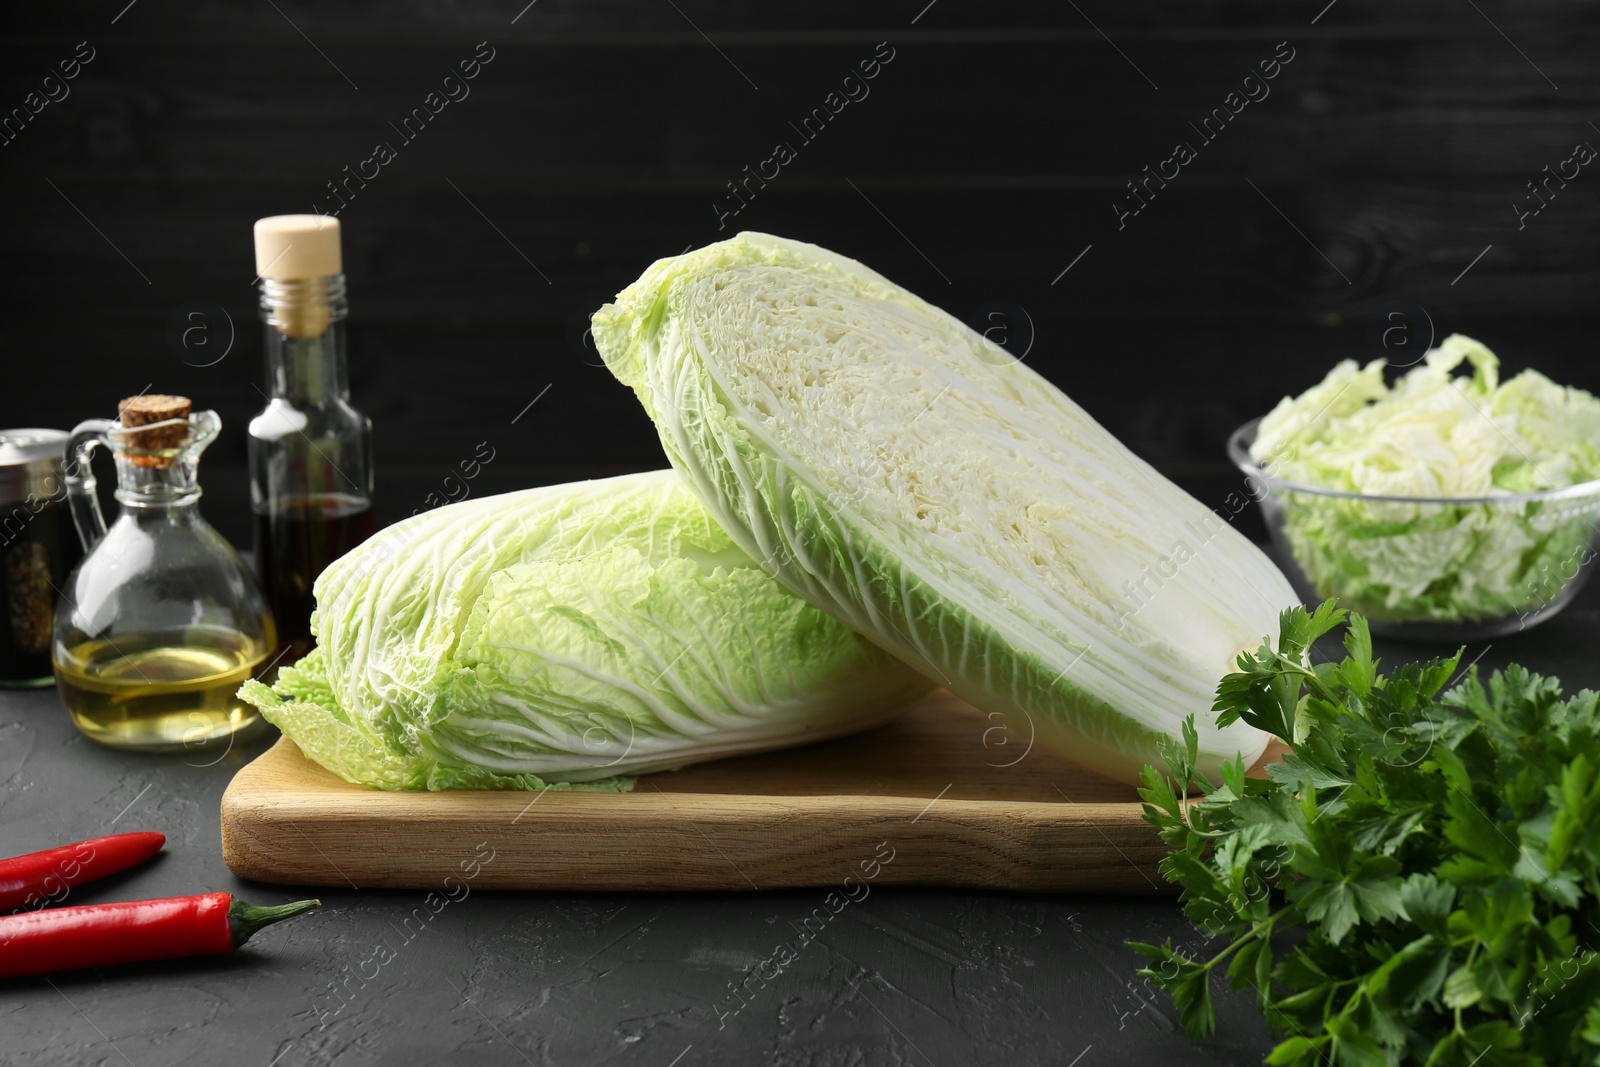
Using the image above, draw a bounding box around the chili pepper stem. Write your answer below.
[227,897,320,949]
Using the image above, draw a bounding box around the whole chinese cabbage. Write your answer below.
[1251,334,1600,622]
[593,232,1295,785]
[238,470,931,790]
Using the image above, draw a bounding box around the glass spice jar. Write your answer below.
[0,429,83,687]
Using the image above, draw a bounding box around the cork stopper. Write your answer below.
[254,215,342,279]
[254,215,343,340]
[117,394,192,468]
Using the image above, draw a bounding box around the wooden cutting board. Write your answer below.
[222,691,1220,893]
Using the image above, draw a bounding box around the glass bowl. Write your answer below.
[1228,418,1600,641]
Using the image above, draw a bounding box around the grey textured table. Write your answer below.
[5,594,1598,1067]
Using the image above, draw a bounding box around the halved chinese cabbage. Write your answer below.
[593,233,1296,784]
[239,470,932,790]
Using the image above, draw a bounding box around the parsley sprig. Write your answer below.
[1132,601,1600,1066]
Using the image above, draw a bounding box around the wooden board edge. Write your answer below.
[220,816,1171,894]
[221,757,1171,894]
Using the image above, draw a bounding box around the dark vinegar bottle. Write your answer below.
[248,216,374,668]
[252,494,374,663]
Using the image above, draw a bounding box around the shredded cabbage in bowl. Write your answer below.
[1246,335,1600,625]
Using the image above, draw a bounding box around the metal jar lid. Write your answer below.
[0,429,70,506]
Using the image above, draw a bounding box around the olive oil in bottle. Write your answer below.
[55,395,277,751]
[55,627,269,751]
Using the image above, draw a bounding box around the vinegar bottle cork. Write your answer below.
[254,215,343,338]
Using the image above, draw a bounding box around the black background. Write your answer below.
[4,1,1596,548]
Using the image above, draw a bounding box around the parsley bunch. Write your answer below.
[1132,601,1600,1066]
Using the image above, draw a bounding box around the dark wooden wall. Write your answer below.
[4,1,1597,545]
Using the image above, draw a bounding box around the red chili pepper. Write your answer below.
[0,893,320,979]
[0,832,166,912]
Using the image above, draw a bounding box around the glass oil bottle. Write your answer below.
[53,395,276,751]
[248,215,374,666]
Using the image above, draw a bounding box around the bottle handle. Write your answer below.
[64,418,115,552]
